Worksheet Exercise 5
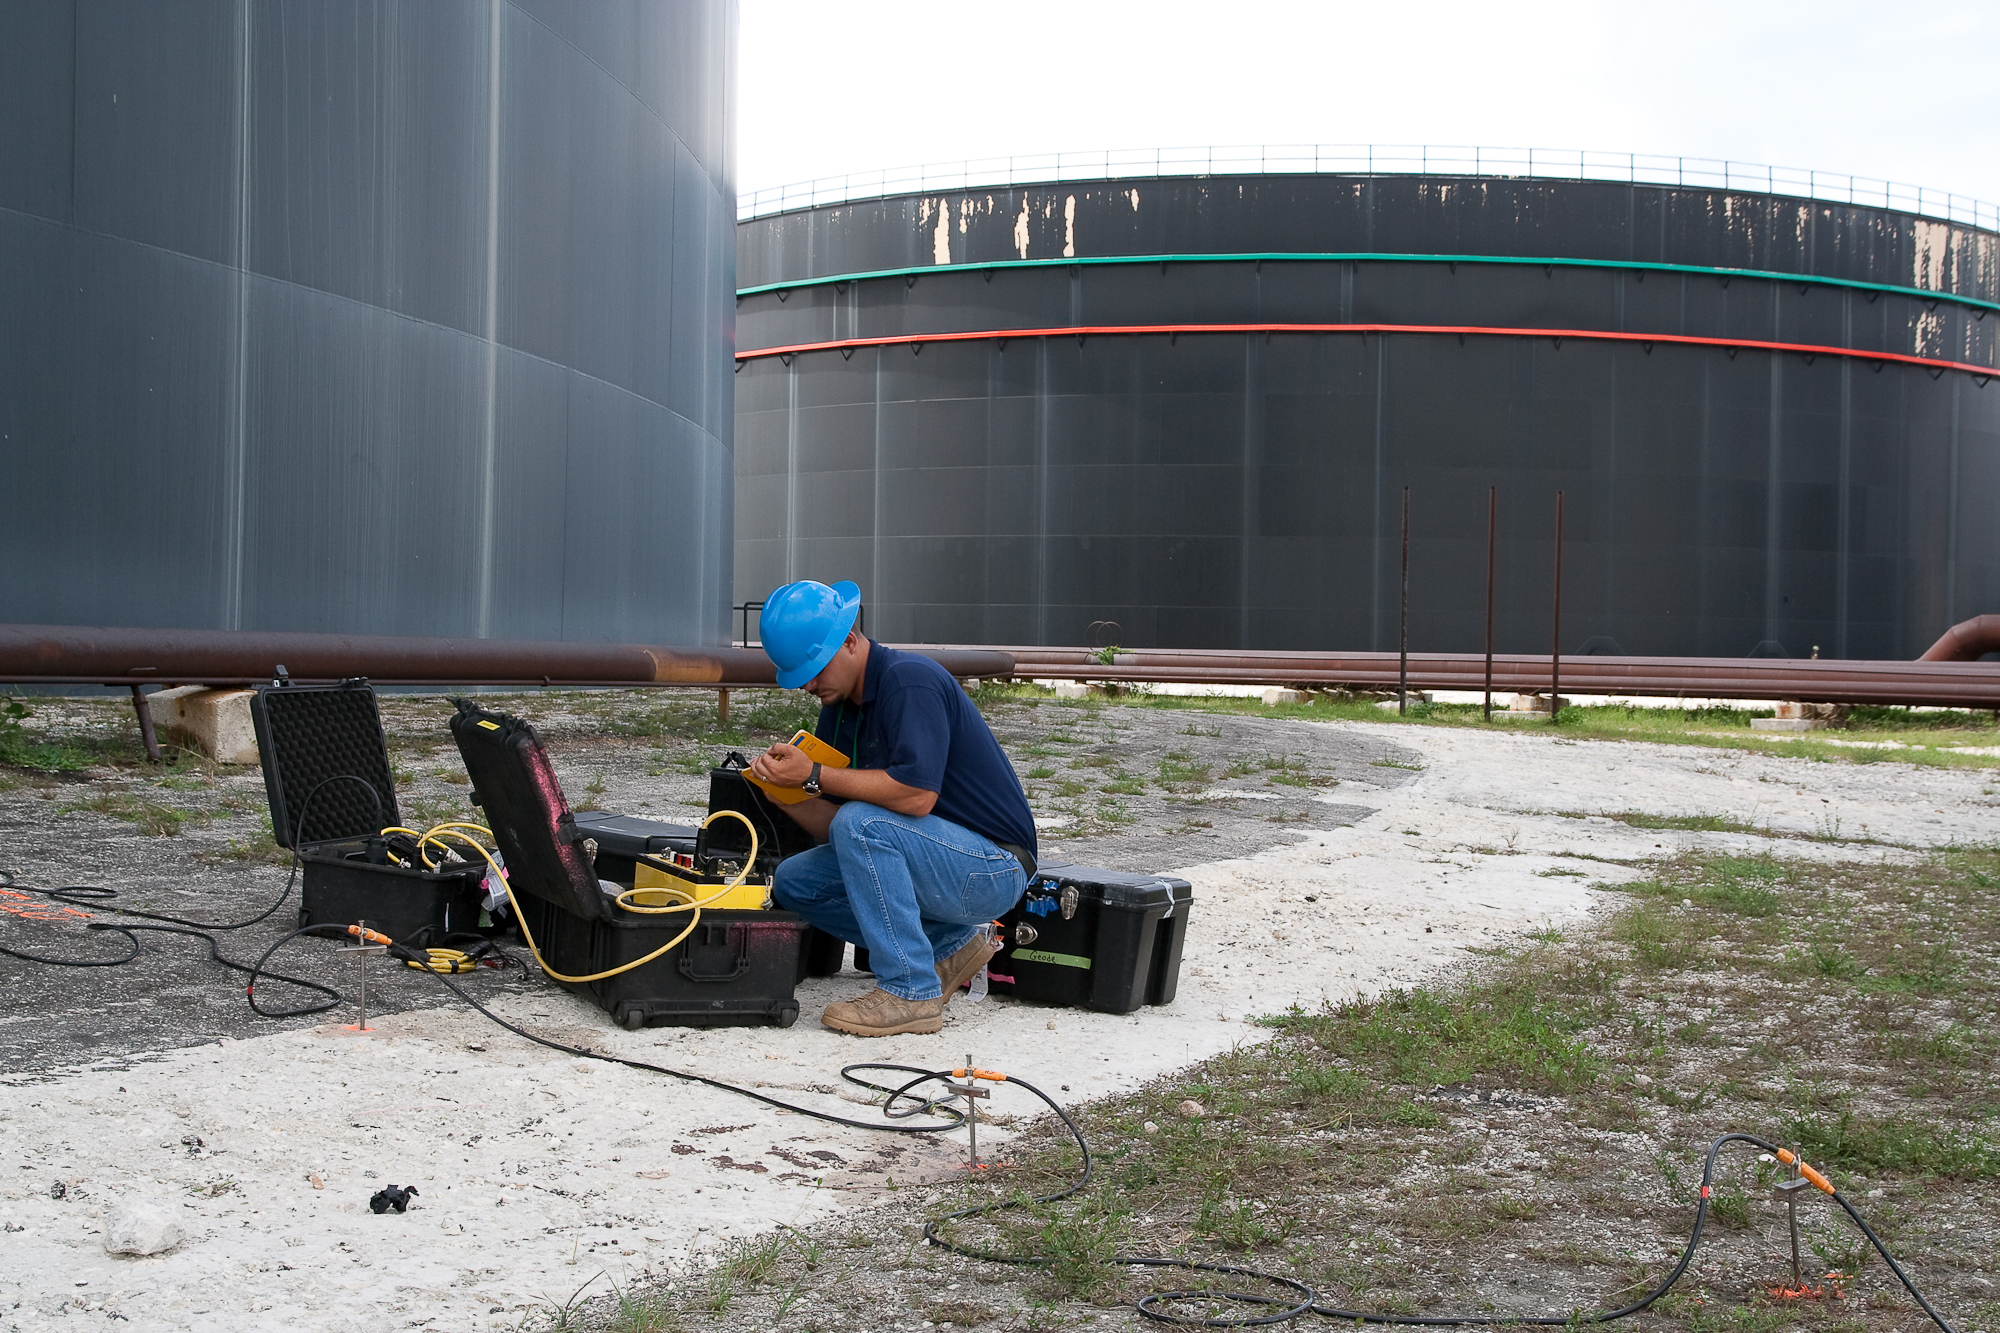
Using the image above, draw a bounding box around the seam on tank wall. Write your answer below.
[0,202,725,438]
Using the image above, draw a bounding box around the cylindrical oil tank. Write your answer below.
[0,1,737,645]
[735,172,1999,659]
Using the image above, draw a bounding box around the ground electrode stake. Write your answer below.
[339,926,387,1033]
[1773,1168,1813,1289]
[946,1055,993,1171]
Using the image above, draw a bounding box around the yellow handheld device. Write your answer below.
[746,730,849,805]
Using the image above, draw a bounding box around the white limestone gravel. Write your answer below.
[3,719,1991,1331]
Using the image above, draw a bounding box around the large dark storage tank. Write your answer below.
[1,0,737,644]
[735,172,1999,659]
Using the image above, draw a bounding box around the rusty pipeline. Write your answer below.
[0,624,1013,688]
[982,646,2000,709]
[1920,615,2000,663]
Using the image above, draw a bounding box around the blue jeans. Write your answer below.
[772,803,1027,1001]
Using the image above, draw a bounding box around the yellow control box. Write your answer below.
[632,858,771,911]
[745,730,850,805]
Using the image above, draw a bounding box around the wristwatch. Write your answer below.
[802,761,823,796]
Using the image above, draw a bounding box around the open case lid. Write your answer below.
[449,700,609,922]
[251,679,402,848]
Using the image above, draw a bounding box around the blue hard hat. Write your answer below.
[761,580,862,689]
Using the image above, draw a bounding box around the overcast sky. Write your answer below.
[738,0,1999,209]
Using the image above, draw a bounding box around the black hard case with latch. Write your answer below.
[985,863,1193,1013]
[250,679,485,944]
[449,701,810,1029]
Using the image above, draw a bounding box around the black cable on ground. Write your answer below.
[242,924,364,1018]
[401,961,966,1136]
[14,775,385,933]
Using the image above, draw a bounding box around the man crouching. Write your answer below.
[748,580,1036,1037]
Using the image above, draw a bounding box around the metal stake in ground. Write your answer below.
[1550,489,1565,723]
[1483,485,1497,723]
[1398,486,1410,715]
[946,1055,994,1171]
[339,927,387,1033]
[1774,1166,1813,1289]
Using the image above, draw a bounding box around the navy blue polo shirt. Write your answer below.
[814,642,1037,857]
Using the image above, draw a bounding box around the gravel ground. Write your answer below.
[0,689,1992,1331]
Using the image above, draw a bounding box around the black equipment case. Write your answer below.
[250,679,485,944]
[570,811,698,884]
[986,863,1193,1013]
[449,701,812,1029]
[699,753,820,872]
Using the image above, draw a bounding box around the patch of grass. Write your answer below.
[1276,968,1601,1093]
[194,816,291,866]
[605,1284,679,1332]
[1784,1109,2000,1179]
[1156,750,1212,788]
[58,790,210,836]
[1601,809,1767,836]
[1614,899,1710,969]
[1024,765,1057,780]
[1623,855,1785,917]
[0,697,125,772]
[1101,771,1146,796]
[1035,1187,1130,1297]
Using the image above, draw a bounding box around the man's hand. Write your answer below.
[748,741,938,820]
[748,742,812,788]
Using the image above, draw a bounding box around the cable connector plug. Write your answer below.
[952,1066,1007,1083]
[1773,1147,1836,1195]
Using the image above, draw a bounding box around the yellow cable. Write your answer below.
[612,810,761,914]
[404,947,481,974]
[392,812,761,987]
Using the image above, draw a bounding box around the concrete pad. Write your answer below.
[147,686,260,764]
[1261,687,1314,706]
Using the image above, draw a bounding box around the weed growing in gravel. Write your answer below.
[59,791,214,836]
[0,696,129,772]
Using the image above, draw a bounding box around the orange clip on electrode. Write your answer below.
[953,1066,1008,1083]
[345,925,392,946]
[745,731,850,806]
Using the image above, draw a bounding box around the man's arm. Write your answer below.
[748,743,937,818]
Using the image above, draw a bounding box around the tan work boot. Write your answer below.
[821,988,945,1037]
[935,931,1000,1005]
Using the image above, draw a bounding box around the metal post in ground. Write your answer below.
[129,684,160,763]
[1551,490,1565,723]
[1483,486,1497,722]
[1398,486,1410,715]
[718,688,730,726]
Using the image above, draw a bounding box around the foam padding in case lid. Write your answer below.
[252,682,401,847]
